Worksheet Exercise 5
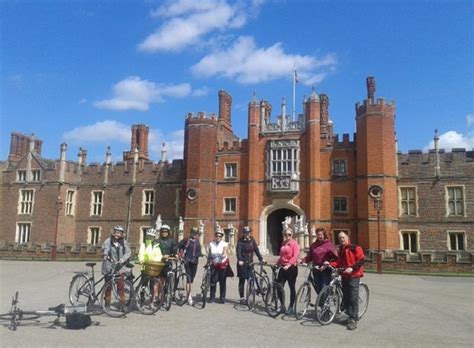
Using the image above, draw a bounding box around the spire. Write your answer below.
[250,91,258,105]
[161,142,168,163]
[309,85,319,101]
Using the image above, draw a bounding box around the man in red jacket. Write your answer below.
[329,231,365,330]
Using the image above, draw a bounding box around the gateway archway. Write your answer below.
[266,208,298,255]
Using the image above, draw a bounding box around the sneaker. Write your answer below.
[188,297,193,306]
[218,298,225,304]
[285,307,295,315]
[239,298,246,305]
[347,319,357,330]
[208,298,214,303]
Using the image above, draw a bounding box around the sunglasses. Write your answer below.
[285,233,292,237]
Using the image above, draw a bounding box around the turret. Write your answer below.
[355,76,398,250]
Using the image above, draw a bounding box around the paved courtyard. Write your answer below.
[0,258,473,347]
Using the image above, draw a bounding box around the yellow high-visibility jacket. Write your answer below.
[138,241,163,263]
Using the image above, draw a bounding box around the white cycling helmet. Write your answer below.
[112,225,125,233]
[160,224,171,232]
[146,228,157,237]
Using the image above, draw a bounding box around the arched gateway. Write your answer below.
[259,203,305,255]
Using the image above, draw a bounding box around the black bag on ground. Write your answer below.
[65,312,92,330]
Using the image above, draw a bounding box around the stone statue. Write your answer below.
[178,216,184,232]
[198,220,204,235]
[155,214,162,230]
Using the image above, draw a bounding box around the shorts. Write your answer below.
[185,262,198,283]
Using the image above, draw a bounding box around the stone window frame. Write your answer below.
[65,190,76,216]
[332,228,350,246]
[223,197,237,214]
[142,189,155,216]
[224,162,238,179]
[399,229,420,254]
[447,230,466,251]
[445,185,466,217]
[87,226,101,245]
[32,169,41,182]
[16,222,32,244]
[18,188,35,215]
[332,196,349,214]
[332,158,348,177]
[17,170,27,182]
[398,186,418,217]
[139,226,152,244]
[90,190,104,217]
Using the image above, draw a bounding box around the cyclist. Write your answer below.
[156,224,176,295]
[236,226,264,304]
[277,227,300,315]
[138,228,163,304]
[176,227,202,305]
[301,227,337,293]
[208,229,229,304]
[101,225,131,305]
[327,231,365,330]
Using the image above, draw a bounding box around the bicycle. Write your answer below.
[245,261,270,310]
[68,261,134,318]
[264,264,285,318]
[294,263,319,320]
[193,260,211,309]
[315,265,369,325]
[172,257,191,306]
[0,291,88,331]
[133,261,165,315]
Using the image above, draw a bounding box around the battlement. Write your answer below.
[332,133,356,148]
[185,112,218,126]
[399,148,474,164]
[217,139,244,152]
[355,97,396,117]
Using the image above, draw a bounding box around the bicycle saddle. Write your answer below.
[48,303,65,314]
[86,262,96,267]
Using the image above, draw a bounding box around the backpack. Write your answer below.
[65,312,92,330]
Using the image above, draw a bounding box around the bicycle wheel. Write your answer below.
[315,285,339,325]
[69,274,92,306]
[358,283,369,319]
[135,277,161,315]
[245,278,256,310]
[101,277,134,318]
[264,282,285,318]
[174,273,190,306]
[194,271,209,309]
[295,282,311,320]
[163,273,174,311]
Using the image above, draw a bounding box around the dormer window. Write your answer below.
[32,170,41,181]
[17,170,26,182]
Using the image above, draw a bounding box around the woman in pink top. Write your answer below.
[277,228,300,315]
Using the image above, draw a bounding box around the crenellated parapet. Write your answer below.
[399,148,474,165]
[217,139,244,152]
[355,97,395,117]
[332,133,356,149]
[185,112,218,126]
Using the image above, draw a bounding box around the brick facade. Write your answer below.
[1,77,473,268]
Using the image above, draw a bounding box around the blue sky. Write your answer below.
[1,0,473,163]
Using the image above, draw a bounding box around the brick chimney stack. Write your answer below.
[8,132,43,162]
[123,124,149,162]
[218,90,232,127]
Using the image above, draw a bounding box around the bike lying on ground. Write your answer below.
[315,265,369,325]
[68,260,134,318]
[0,291,89,331]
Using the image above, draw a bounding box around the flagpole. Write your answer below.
[292,69,296,121]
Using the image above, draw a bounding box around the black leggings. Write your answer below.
[210,267,227,300]
[277,265,298,307]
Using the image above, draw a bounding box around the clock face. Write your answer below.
[186,188,197,200]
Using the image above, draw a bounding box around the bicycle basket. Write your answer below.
[143,261,166,276]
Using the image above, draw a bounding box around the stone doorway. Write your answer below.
[266,208,298,255]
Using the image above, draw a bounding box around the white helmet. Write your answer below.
[112,225,125,233]
[146,228,157,237]
[160,224,171,232]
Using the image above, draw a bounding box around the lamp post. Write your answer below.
[52,195,63,261]
[369,185,383,274]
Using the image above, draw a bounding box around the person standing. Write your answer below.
[176,227,202,305]
[138,228,163,304]
[101,225,131,304]
[277,227,300,315]
[301,227,337,293]
[208,229,229,304]
[236,226,264,304]
[329,231,365,330]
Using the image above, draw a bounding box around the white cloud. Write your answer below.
[138,0,263,52]
[466,113,474,128]
[191,36,337,85]
[62,121,185,161]
[62,120,130,144]
[94,76,198,111]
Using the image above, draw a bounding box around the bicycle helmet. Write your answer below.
[146,228,157,237]
[190,227,199,236]
[160,224,171,232]
[242,226,252,234]
[112,225,125,233]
